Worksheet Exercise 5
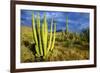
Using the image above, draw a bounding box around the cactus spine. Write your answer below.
[66,16,68,33]
[32,12,56,60]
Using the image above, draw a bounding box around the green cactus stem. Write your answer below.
[36,12,43,56]
[32,13,40,57]
[47,18,53,53]
[50,23,56,51]
[43,13,48,57]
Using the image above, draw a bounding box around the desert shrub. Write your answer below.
[80,28,89,42]
[55,37,64,42]
[73,40,82,45]
[63,40,74,47]
[22,40,30,47]
[68,33,74,40]
[21,46,35,63]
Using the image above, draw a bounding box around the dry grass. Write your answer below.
[21,26,89,62]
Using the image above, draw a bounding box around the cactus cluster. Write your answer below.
[32,12,56,60]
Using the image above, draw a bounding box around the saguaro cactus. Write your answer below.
[32,12,56,61]
[66,16,68,33]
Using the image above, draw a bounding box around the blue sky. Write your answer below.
[21,9,90,32]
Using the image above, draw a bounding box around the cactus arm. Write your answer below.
[43,13,48,57]
[36,12,43,56]
[41,22,44,43]
[41,22,45,55]
[50,23,56,51]
[42,22,47,58]
[47,18,53,53]
[32,13,40,56]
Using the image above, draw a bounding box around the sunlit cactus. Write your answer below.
[32,12,56,61]
[32,13,40,57]
[50,22,56,51]
[36,13,43,56]
[47,18,53,54]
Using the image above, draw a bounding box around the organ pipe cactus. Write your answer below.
[32,12,56,60]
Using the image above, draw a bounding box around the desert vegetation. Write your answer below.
[21,12,89,63]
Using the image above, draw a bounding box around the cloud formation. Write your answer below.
[21,10,89,32]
